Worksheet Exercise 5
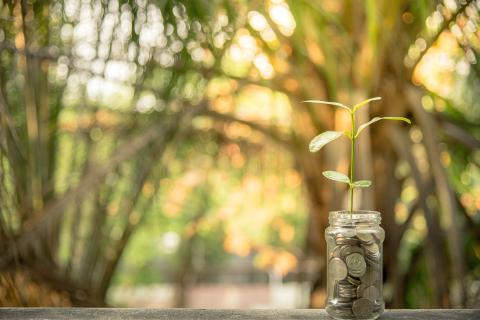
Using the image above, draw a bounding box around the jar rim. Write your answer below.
[330,209,380,215]
[329,210,381,224]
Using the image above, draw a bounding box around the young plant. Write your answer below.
[305,97,411,213]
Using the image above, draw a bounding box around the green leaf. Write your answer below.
[303,100,351,113]
[356,116,411,138]
[322,170,350,184]
[309,131,344,152]
[351,180,372,188]
[352,97,382,113]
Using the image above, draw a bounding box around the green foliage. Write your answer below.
[306,97,411,212]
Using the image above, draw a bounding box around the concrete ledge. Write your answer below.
[0,308,479,320]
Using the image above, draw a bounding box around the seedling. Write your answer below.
[305,97,411,212]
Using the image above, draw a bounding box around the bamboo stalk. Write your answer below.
[406,87,467,306]
[390,126,449,307]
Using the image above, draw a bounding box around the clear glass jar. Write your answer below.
[325,211,384,320]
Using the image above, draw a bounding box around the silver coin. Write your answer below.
[343,229,356,238]
[329,258,348,281]
[365,252,381,263]
[347,275,361,286]
[356,232,374,244]
[362,285,380,301]
[335,297,354,305]
[359,268,380,287]
[352,298,374,317]
[364,243,379,254]
[339,289,356,299]
[365,250,381,260]
[331,245,344,258]
[365,258,381,272]
[336,235,360,246]
[355,225,368,234]
[346,253,367,277]
[340,245,363,260]
[374,230,385,243]
[338,281,357,298]
[360,275,381,290]
[357,283,367,298]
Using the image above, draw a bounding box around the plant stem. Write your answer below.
[349,112,355,213]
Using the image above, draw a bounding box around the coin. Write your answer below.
[342,228,356,238]
[359,267,380,285]
[365,250,381,260]
[373,230,385,242]
[364,243,379,254]
[360,280,381,294]
[352,298,374,318]
[336,234,360,246]
[331,245,344,259]
[346,253,367,277]
[329,258,348,281]
[335,297,354,304]
[362,285,380,301]
[357,283,367,298]
[340,245,363,260]
[365,254,381,269]
[347,275,361,286]
[356,232,374,244]
[338,281,357,298]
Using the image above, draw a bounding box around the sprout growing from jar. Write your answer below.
[304,97,411,213]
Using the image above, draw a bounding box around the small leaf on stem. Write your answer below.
[322,170,351,184]
[356,116,411,138]
[303,100,351,113]
[352,97,382,113]
[351,180,372,188]
[309,131,344,152]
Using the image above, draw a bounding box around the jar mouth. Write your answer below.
[329,210,381,225]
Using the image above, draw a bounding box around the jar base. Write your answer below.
[326,303,384,320]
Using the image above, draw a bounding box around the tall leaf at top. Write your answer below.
[305,97,411,213]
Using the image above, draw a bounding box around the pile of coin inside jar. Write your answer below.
[326,229,384,319]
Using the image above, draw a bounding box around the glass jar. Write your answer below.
[325,211,384,320]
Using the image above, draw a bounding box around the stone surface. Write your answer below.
[0,308,479,320]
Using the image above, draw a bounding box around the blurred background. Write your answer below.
[0,0,479,309]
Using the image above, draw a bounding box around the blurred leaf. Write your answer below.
[322,170,350,184]
[309,131,344,152]
[365,0,379,67]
